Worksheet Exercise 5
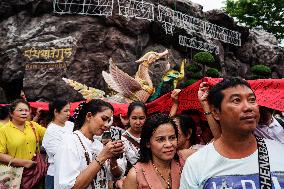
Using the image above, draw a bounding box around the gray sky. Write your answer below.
[189,0,225,11]
[189,0,284,46]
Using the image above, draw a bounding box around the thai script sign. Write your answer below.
[157,5,241,46]
[118,0,154,21]
[53,0,242,54]
[23,47,73,70]
[23,47,72,62]
[25,62,68,70]
[54,0,114,16]
[179,35,220,54]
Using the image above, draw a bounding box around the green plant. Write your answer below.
[186,64,202,72]
[206,68,220,78]
[191,72,203,79]
[225,0,284,42]
[193,52,215,66]
[251,64,271,77]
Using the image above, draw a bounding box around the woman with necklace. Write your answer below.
[42,100,74,189]
[54,99,125,189]
[123,113,184,189]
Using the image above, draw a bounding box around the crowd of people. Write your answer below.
[0,77,284,189]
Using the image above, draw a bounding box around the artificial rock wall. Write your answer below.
[0,0,283,103]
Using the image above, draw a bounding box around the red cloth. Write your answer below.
[1,78,284,115]
[147,77,284,114]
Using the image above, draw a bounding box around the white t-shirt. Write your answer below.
[42,121,74,176]
[54,131,126,189]
[122,130,140,165]
[180,139,284,189]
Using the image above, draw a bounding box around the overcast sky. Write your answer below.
[189,0,226,11]
[189,0,284,46]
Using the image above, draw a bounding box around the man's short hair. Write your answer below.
[207,77,253,110]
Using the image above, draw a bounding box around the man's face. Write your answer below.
[213,85,259,135]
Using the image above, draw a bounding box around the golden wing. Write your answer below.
[62,78,105,99]
[103,59,142,99]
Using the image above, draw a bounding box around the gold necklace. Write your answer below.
[152,163,171,189]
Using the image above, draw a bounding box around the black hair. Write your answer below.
[46,100,70,124]
[173,114,197,145]
[127,101,147,118]
[9,99,30,113]
[207,77,253,110]
[0,105,10,120]
[74,99,114,130]
[258,106,274,125]
[139,113,179,163]
[181,109,201,116]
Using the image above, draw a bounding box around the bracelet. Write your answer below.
[203,111,212,115]
[94,157,104,167]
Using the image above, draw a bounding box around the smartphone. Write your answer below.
[110,129,122,141]
[102,131,112,140]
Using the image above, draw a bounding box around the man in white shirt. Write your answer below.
[254,106,284,143]
[180,77,284,189]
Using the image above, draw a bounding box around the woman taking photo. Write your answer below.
[54,99,125,189]
[42,100,74,189]
[0,99,46,187]
[123,113,185,189]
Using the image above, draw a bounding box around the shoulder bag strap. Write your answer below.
[122,133,140,149]
[74,132,95,189]
[256,137,272,189]
[275,117,284,128]
[29,122,40,153]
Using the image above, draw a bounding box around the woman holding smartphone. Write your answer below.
[54,99,125,189]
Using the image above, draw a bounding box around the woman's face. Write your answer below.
[129,107,146,133]
[89,108,113,136]
[55,103,71,123]
[149,123,178,162]
[10,102,30,124]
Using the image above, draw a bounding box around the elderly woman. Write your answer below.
[0,99,46,187]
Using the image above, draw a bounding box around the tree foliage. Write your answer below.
[193,52,215,67]
[186,64,202,72]
[225,0,284,41]
[206,68,221,78]
[251,64,271,77]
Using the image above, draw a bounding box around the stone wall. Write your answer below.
[0,0,283,103]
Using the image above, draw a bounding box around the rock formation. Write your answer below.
[0,0,283,103]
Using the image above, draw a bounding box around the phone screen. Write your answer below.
[102,131,112,140]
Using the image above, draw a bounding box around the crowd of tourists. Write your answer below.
[0,77,284,189]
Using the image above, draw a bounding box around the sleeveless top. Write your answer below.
[133,154,185,189]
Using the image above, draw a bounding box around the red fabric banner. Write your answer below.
[147,77,284,114]
[1,78,284,115]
